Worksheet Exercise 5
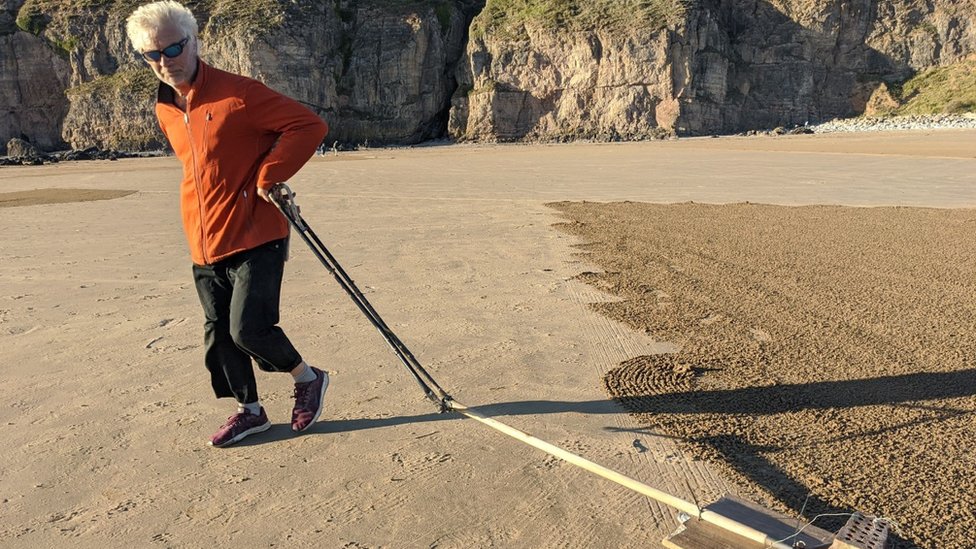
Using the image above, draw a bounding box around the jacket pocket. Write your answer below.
[240,188,256,232]
[202,111,213,161]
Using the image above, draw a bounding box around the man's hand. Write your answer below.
[257,184,288,204]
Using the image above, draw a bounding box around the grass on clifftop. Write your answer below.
[17,0,145,35]
[895,56,976,115]
[471,0,687,39]
[65,67,158,98]
[195,0,287,36]
[16,0,287,43]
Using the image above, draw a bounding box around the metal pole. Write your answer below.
[448,401,795,549]
[270,184,797,549]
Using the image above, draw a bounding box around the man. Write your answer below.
[126,1,330,447]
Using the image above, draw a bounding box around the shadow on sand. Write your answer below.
[237,369,974,547]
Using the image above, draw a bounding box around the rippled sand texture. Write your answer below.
[550,201,976,548]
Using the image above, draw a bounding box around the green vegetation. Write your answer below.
[64,66,163,151]
[15,3,47,35]
[197,0,287,37]
[51,34,80,59]
[898,57,976,114]
[470,0,687,40]
[17,0,145,23]
[433,2,454,34]
[466,80,496,96]
[16,0,290,45]
[886,57,976,115]
[16,0,146,56]
[916,20,938,37]
[65,67,158,98]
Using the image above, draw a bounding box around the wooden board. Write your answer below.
[663,494,835,549]
[664,520,769,549]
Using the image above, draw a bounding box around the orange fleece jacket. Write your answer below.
[155,61,328,265]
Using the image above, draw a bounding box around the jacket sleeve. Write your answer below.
[243,80,329,190]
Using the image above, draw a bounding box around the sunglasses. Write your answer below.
[142,37,189,62]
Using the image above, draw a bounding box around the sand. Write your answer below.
[0,188,135,208]
[1,129,974,548]
[550,202,976,548]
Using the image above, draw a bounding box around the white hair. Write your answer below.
[126,1,198,52]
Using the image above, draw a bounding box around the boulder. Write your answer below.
[6,137,38,157]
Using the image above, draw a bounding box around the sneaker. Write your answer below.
[209,407,271,447]
[292,367,329,432]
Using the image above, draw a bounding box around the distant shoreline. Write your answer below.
[3,116,976,167]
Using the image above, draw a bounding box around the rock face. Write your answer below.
[2,0,975,150]
[60,68,163,151]
[6,0,473,151]
[451,0,976,139]
[206,1,471,146]
[449,2,685,142]
[669,0,976,135]
[450,29,678,141]
[0,0,70,154]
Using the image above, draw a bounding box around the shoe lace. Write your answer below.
[293,383,311,409]
[223,411,249,428]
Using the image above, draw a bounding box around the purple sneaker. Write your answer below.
[292,367,329,432]
[209,408,271,447]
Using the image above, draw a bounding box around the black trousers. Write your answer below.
[192,238,303,403]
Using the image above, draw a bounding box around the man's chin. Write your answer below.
[157,73,185,88]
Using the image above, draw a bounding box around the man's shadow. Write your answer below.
[242,366,975,441]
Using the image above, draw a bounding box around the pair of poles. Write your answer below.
[269,184,797,549]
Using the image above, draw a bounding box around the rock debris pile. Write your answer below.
[810,114,976,133]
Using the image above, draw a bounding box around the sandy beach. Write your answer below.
[2,130,974,548]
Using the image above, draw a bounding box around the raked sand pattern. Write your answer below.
[550,201,976,548]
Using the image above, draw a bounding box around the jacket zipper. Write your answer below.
[184,104,210,264]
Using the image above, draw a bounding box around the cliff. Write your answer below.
[2,0,975,153]
[670,0,976,134]
[1,0,70,152]
[451,0,976,139]
[3,0,475,152]
[449,1,684,141]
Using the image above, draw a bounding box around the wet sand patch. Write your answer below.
[550,201,976,549]
[0,188,136,208]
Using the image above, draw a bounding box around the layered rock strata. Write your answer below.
[3,0,975,150]
[5,0,472,150]
[451,0,976,139]
[0,0,70,154]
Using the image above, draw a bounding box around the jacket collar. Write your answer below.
[157,59,209,107]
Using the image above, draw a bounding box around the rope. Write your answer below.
[772,512,901,545]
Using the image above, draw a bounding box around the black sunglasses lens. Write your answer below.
[143,40,184,62]
[161,42,184,58]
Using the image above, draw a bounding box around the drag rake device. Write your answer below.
[269,184,885,549]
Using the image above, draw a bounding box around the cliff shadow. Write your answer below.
[678,0,917,134]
